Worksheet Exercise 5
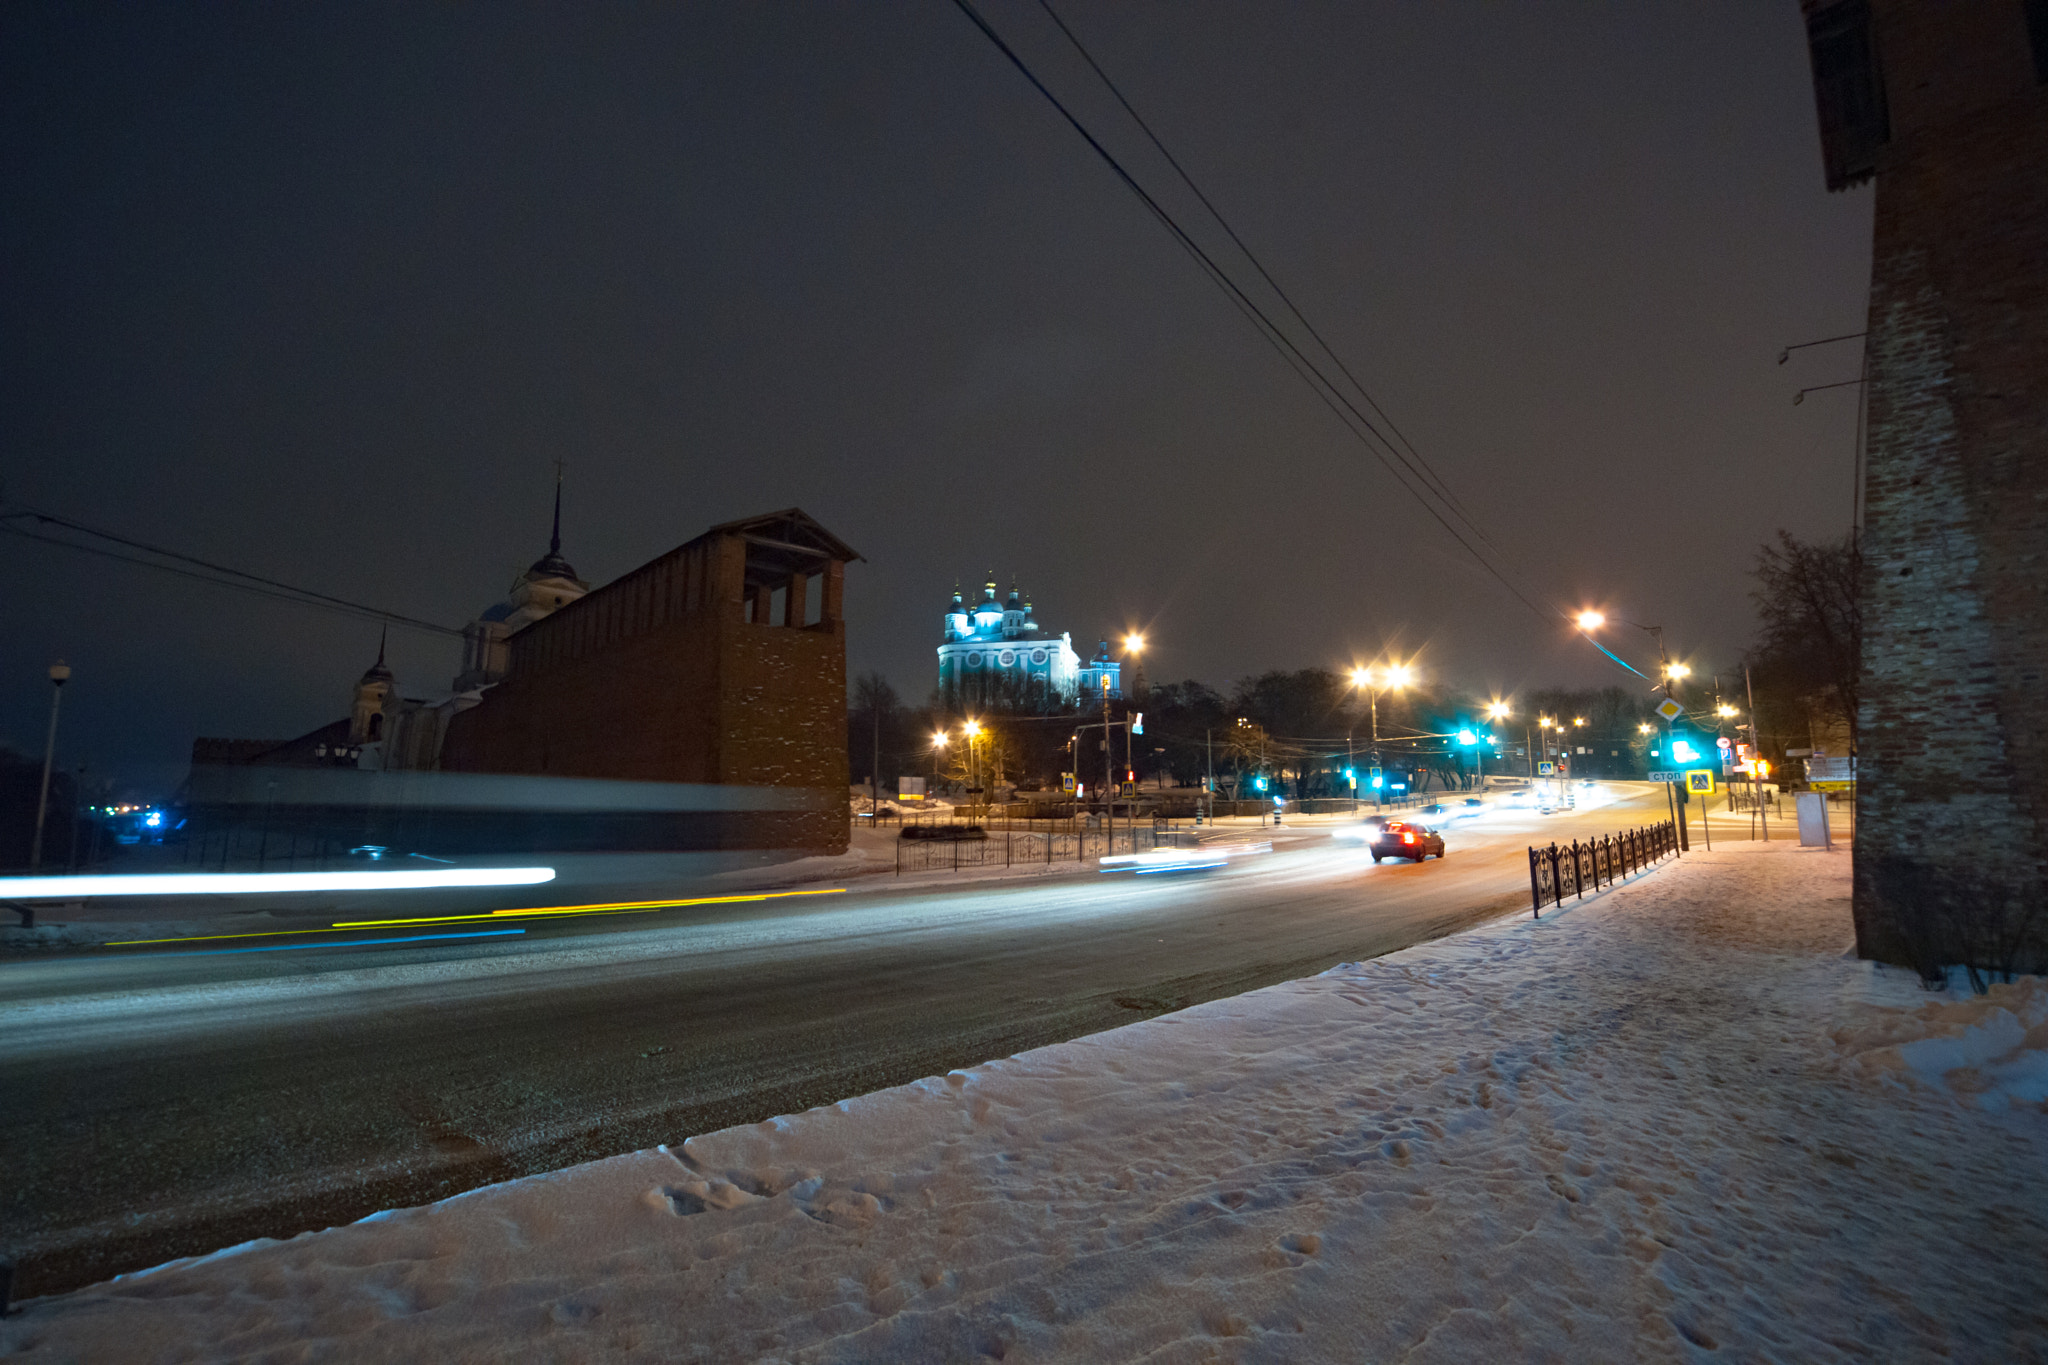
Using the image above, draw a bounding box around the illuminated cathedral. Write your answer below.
[937,578,1116,710]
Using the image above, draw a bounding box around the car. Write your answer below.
[1370,820,1445,862]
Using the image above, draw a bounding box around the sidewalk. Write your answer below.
[6,841,2044,1362]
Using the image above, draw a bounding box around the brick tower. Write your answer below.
[1801,1,2048,971]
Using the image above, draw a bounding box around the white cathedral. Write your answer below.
[937,578,1118,710]
[344,487,589,769]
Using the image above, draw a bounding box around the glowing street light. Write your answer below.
[1666,662,1691,680]
[1487,700,1511,720]
[1575,610,1605,631]
[1348,660,1411,748]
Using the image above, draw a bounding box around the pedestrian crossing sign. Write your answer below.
[1686,769,1716,794]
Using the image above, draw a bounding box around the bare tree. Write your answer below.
[1748,530,1862,751]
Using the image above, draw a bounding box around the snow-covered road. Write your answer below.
[8,839,2042,1362]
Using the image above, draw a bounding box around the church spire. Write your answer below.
[549,463,563,556]
[527,462,580,582]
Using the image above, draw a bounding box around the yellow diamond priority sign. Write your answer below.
[1655,697,1684,721]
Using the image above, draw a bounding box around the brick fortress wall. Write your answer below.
[442,512,855,854]
[1837,0,2048,968]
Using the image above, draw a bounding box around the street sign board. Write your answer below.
[1655,697,1684,722]
[1686,769,1716,794]
[1647,770,1680,783]
[897,777,927,802]
[1537,761,1556,776]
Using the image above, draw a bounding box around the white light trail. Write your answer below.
[0,868,556,899]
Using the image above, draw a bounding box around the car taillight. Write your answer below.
[1402,833,1414,844]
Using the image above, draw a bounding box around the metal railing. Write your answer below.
[894,824,1190,875]
[1528,821,1678,917]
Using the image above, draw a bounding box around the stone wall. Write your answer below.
[1843,0,2048,971]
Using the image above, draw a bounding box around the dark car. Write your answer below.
[1370,820,1445,862]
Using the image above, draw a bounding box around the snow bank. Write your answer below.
[6,842,2046,1363]
[1836,975,2048,1109]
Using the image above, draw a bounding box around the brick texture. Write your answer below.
[1840,0,2048,968]
[442,515,854,854]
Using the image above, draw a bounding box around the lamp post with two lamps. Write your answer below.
[1349,662,1413,809]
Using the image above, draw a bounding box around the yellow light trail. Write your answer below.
[103,888,847,946]
[332,889,846,929]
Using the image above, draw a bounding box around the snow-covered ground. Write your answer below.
[7,840,2045,1362]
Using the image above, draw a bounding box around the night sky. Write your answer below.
[3,1,1872,792]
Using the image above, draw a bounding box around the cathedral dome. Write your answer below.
[527,547,579,582]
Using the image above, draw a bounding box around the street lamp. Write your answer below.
[930,730,948,794]
[1121,635,1146,780]
[1122,632,1146,707]
[1350,662,1411,809]
[31,661,71,873]
[963,719,983,809]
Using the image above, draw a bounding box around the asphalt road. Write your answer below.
[1,785,1671,1298]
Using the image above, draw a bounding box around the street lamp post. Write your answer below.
[963,720,983,820]
[1579,610,1692,847]
[1350,662,1412,809]
[31,661,71,874]
[1122,635,1144,791]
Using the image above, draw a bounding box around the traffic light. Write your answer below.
[1131,712,1143,735]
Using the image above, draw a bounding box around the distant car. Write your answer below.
[1462,797,1484,808]
[1370,820,1445,862]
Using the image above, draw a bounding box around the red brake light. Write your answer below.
[1402,833,1415,843]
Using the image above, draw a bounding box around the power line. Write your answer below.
[2,510,462,639]
[945,0,1565,629]
[1032,0,1472,526]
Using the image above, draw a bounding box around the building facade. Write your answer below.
[1802,0,2048,971]
[936,579,1089,709]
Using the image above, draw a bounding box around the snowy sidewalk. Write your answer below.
[7,841,2046,1362]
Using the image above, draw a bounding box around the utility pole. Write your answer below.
[1205,729,1214,824]
[31,661,71,873]
[872,707,880,829]
[1746,664,1770,842]
[1102,674,1114,854]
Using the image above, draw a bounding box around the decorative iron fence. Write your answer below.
[1528,821,1678,917]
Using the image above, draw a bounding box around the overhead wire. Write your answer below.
[948,0,1687,684]
[1031,0,1476,528]
[945,0,1568,630]
[1,510,462,638]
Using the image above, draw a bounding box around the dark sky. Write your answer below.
[3,1,1871,792]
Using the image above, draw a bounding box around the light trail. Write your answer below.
[0,868,556,899]
[138,930,527,958]
[328,888,846,929]
[101,888,850,947]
